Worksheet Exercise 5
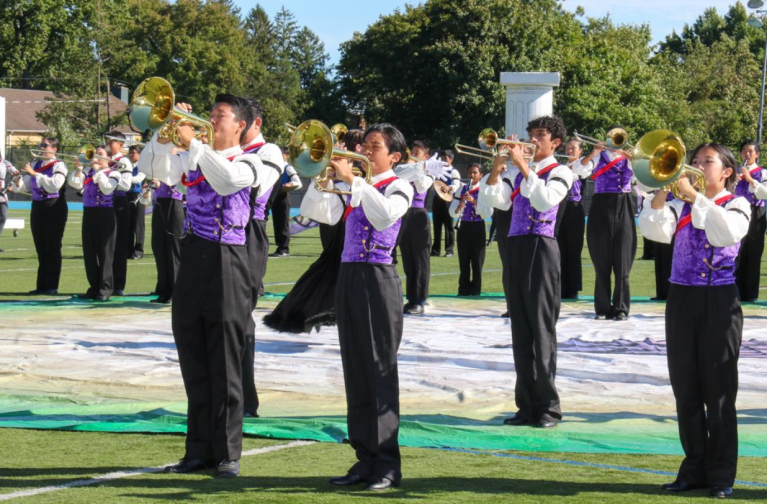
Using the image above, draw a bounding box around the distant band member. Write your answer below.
[734,140,766,302]
[575,125,636,320]
[431,149,460,257]
[105,131,134,296]
[13,138,68,294]
[270,147,302,258]
[452,163,492,296]
[0,151,19,252]
[143,177,184,304]
[127,145,146,260]
[556,139,586,299]
[68,146,121,300]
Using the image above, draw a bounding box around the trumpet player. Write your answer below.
[0,149,19,252]
[14,138,68,294]
[127,145,146,260]
[556,138,586,300]
[575,125,636,321]
[479,116,572,429]
[431,149,460,257]
[104,131,134,296]
[68,145,122,301]
[734,140,766,302]
[138,94,283,479]
[451,163,492,296]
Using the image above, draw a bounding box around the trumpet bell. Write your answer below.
[478,128,499,151]
[606,127,629,150]
[289,120,334,178]
[632,129,705,201]
[330,123,348,145]
[130,77,174,132]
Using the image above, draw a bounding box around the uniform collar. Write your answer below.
[371,169,395,183]
[217,145,244,157]
[242,134,266,151]
[530,155,558,172]
[704,188,733,202]
[747,162,759,170]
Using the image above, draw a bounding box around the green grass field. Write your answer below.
[0,208,766,503]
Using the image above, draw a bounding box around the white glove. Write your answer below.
[424,153,449,179]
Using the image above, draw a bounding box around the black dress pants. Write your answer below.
[112,195,130,292]
[653,242,673,300]
[665,283,741,488]
[31,197,68,291]
[171,234,251,463]
[336,262,403,485]
[457,220,486,296]
[151,198,184,299]
[586,192,637,316]
[272,192,291,253]
[128,191,145,255]
[82,207,116,298]
[734,205,765,301]
[556,199,584,298]
[400,207,431,304]
[506,235,562,421]
[431,197,454,255]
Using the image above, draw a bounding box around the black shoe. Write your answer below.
[329,473,365,486]
[365,477,395,491]
[77,293,94,300]
[405,304,424,315]
[445,252,454,258]
[216,460,239,478]
[270,251,289,258]
[536,416,558,429]
[430,251,439,257]
[403,302,413,314]
[661,481,702,492]
[243,411,259,418]
[164,458,209,473]
[503,413,529,426]
[710,486,733,498]
[613,312,628,321]
[562,293,579,300]
[150,297,171,304]
[594,313,611,320]
[94,295,109,302]
[650,296,666,301]
[28,289,42,295]
[501,311,510,318]
[131,252,143,260]
[39,289,58,295]
[114,289,124,296]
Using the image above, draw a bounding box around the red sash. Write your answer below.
[83,169,113,186]
[108,155,124,169]
[591,156,626,180]
[181,154,239,187]
[243,141,265,154]
[510,163,559,202]
[749,166,763,176]
[34,160,58,174]
[342,176,398,222]
[674,195,735,236]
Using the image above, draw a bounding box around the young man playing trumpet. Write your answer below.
[138,94,282,478]
[104,131,134,296]
[479,116,572,429]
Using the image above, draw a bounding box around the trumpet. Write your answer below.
[632,129,705,203]
[288,119,371,196]
[330,123,348,145]
[28,149,59,161]
[130,76,214,149]
[455,128,536,162]
[402,148,425,163]
[59,144,112,165]
[574,127,633,152]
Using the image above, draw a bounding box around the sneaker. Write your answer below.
[270,251,289,258]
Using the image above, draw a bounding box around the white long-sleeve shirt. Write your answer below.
[742,162,767,200]
[449,181,494,219]
[480,155,573,213]
[394,161,434,194]
[110,155,133,192]
[300,170,413,231]
[68,167,121,195]
[137,134,283,197]
[16,160,67,196]
[0,160,18,203]
[638,189,750,247]
[282,163,302,190]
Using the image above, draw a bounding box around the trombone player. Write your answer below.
[104,131,134,296]
[137,93,283,479]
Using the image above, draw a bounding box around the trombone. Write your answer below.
[574,127,633,152]
[455,128,536,162]
[130,76,214,149]
[288,119,371,196]
[632,129,705,203]
[330,123,347,145]
[402,148,425,163]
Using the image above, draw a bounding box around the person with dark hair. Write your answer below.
[127,145,146,260]
[239,96,285,418]
[431,149,461,257]
[451,163,492,296]
[104,130,133,296]
[68,146,121,300]
[13,137,68,293]
[480,115,572,430]
[138,94,282,478]
[639,142,748,500]
[556,138,586,300]
[393,140,435,314]
[0,150,18,252]
[301,123,443,491]
[575,124,636,320]
[270,148,302,258]
[734,140,766,302]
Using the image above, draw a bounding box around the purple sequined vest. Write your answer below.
[251,187,273,221]
[155,182,183,201]
[669,201,740,287]
[509,169,560,238]
[30,160,60,201]
[735,167,764,207]
[411,183,427,209]
[341,178,402,264]
[568,178,582,202]
[593,151,632,194]
[183,168,251,245]
[82,169,114,208]
[458,185,483,222]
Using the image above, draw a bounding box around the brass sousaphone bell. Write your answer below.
[632,129,705,203]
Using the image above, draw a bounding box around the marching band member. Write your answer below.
[319,130,363,251]
[104,131,134,296]
[0,150,18,252]
[431,149,460,257]
[300,123,442,491]
[451,163,492,296]
[240,97,284,418]
[13,138,68,293]
[480,116,572,429]
[270,147,302,258]
[556,139,586,300]
[733,140,766,302]
[394,140,434,314]
[145,178,184,304]
[575,125,636,320]
[127,145,146,260]
[138,95,282,478]
[68,146,121,300]
[639,143,749,500]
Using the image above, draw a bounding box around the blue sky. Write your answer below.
[234,1,745,65]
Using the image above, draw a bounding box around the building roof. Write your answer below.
[0,88,133,134]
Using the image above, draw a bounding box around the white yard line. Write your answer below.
[0,440,314,501]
